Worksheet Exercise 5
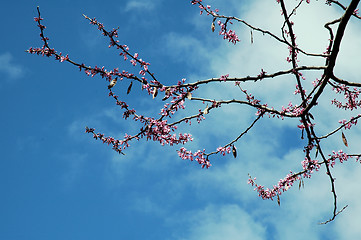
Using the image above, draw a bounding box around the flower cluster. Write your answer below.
[301,158,320,178]
[297,119,315,129]
[158,80,197,118]
[27,16,56,58]
[217,20,240,44]
[338,116,359,130]
[85,127,130,154]
[191,0,203,5]
[216,146,231,156]
[281,102,304,117]
[192,0,219,16]
[247,172,300,200]
[331,84,361,110]
[191,0,240,44]
[294,84,306,95]
[177,147,211,168]
[195,109,206,123]
[28,46,56,57]
[86,115,194,155]
[286,44,300,65]
[248,157,320,200]
[220,74,229,81]
[144,120,193,146]
[328,150,350,167]
[160,98,185,117]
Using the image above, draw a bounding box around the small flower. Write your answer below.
[220,74,229,81]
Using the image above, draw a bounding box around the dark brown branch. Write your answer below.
[304,0,360,114]
[331,75,361,87]
[171,66,326,88]
[327,0,361,19]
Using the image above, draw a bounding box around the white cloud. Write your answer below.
[174,145,361,240]
[0,52,23,80]
[124,0,160,12]
[334,162,361,239]
[175,204,266,240]
[161,31,215,73]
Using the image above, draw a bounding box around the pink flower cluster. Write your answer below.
[281,102,304,117]
[192,0,219,16]
[106,80,196,150]
[145,120,192,146]
[159,80,197,118]
[86,114,193,154]
[177,147,211,168]
[301,158,320,178]
[331,84,361,110]
[160,98,185,117]
[27,17,57,58]
[217,20,240,44]
[329,150,350,167]
[286,44,300,65]
[248,157,320,200]
[191,0,203,5]
[338,116,359,130]
[196,109,206,123]
[247,172,300,200]
[85,127,130,154]
[191,0,240,44]
[297,119,314,129]
[216,146,231,156]
[294,84,306,95]
[220,74,229,81]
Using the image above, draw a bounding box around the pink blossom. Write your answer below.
[329,150,350,167]
[220,74,229,81]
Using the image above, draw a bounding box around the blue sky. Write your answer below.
[1,0,361,239]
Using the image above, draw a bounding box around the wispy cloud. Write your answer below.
[124,0,160,12]
[174,204,267,240]
[0,52,23,80]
